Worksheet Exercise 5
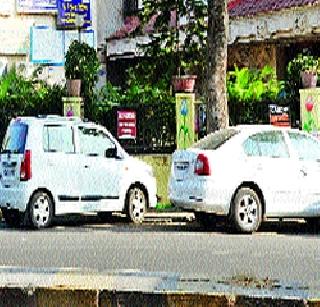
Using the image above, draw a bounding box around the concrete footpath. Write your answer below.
[0,267,319,306]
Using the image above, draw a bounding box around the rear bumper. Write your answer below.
[0,187,30,212]
[172,200,229,215]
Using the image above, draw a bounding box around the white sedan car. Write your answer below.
[169,125,320,233]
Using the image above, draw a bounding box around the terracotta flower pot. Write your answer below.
[172,75,197,93]
[301,71,318,89]
[66,79,81,97]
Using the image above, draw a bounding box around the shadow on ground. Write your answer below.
[0,214,319,236]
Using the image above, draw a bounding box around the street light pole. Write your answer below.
[75,14,85,43]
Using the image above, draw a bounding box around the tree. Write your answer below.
[130,0,207,88]
[206,0,229,133]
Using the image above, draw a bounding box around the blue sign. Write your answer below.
[17,0,57,12]
[57,0,91,29]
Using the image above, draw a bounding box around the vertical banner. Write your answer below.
[300,88,320,136]
[117,110,137,139]
[62,97,84,118]
[176,93,195,149]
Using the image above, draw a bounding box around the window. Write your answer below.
[43,125,75,153]
[288,132,320,161]
[192,129,239,150]
[243,131,289,158]
[2,123,28,154]
[78,127,115,157]
[123,0,140,16]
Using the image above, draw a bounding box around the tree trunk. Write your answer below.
[206,0,229,133]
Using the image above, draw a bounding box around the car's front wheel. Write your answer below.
[231,188,262,233]
[28,191,53,229]
[127,186,147,224]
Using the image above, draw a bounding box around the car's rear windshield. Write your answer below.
[1,122,28,154]
[192,129,239,150]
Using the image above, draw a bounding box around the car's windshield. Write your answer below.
[1,122,28,154]
[192,128,239,150]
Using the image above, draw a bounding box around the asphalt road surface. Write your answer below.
[0,216,319,290]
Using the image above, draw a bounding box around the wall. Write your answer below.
[135,154,172,204]
[228,43,277,70]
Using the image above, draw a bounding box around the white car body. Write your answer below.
[169,125,320,219]
[0,116,157,220]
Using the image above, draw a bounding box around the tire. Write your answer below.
[126,186,147,224]
[2,208,21,228]
[230,188,262,233]
[195,212,216,230]
[97,212,114,223]
[28,191,53,229]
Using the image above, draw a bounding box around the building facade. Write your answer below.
[0,0,114,85]
[106,0,320,84]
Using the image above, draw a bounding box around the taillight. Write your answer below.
[20,150,32,181]
[194,153,211,176]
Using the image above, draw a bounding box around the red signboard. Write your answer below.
[117,110,137,139]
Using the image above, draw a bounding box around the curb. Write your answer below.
[0,268,319,306]
[0,287,316,306]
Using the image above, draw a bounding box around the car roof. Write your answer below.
[233,124,294,132]
[11,115,87,125]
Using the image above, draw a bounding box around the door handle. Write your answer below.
[84,165,89,168]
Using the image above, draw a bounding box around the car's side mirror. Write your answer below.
[105,147,117,158]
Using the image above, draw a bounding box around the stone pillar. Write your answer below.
[62,97,84,119]
[176,93,195,149]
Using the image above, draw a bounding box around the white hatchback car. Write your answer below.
[0,116,157,228]
[169,125,320,233]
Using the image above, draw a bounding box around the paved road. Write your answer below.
[0,216,319,290]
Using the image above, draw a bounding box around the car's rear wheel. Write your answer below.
[127,186,147,224]
[28,191,53,229]
[2,208,21,228]
[231,188,262,233]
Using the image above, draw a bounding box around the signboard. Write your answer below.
[17,0,57,12]
[117,110,137,139]
[64,29,95,53]
[269,104,290,127]
[300,88,320,135]
[30,26,94,65]
[30,26,64,65]
[176,93,195,149]
[57,0,91,29]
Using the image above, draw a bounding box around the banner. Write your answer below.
[117,110,137,139]
[176,93,195,149]
[17,0,57,12]
[300,88,320,137]
[57,0,91,29]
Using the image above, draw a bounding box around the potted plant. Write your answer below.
[172,60,197,93]
[296,54,319,88]
[65,41,99,97]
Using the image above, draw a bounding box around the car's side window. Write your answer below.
[288,132,320,161]
[78,127,115,157]
[43,125,75,153]
[243,131,289,158]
